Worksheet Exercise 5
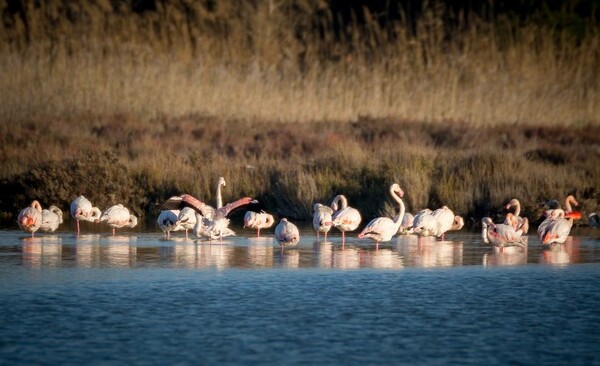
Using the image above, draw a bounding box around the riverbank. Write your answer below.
[1,116,598,225]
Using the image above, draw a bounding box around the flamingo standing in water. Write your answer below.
[358,183,405,249]
[431,206,464,240]
[504,198,529,234]
[330,194,361,244]
[17,200,43,237]
[157,209,182,239]
[481,217,526,251]
[70,196,102,234]
[538,209,573,246]
[313,203,333,241]
[161,177,257,241]
[244,211,275,237]
[100,204,138,236]
[397,212,415,235]
[177,207,197,239]
[40,205,64,232]
[275,218,300,247]
[412,209,437,237]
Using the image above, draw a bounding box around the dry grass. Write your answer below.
[1,116,598,225]
[1,1,599,225]
[0,1,598,125]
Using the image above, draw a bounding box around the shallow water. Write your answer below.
[1,224,599,365]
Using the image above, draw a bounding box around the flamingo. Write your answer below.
[397,212,414,235]
[538,209,573,246]
[412,209,437,237]
[330,194,362,243]
[17,200,43,237]
[481,217,526,251]
[40,205,64,232]
[99,204,138,236]
[431,206,464,240]
[70,196,102,234]
[504,198,529,234]
[177,207,197,239]
[161,177,258,241]
[312,203,333,241]
[244,211,275,237]
[358,183,405,249]
[563,195,582,220]
[157,209,182,238]
[275,218,300,247]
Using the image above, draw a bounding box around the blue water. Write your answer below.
[1,226,599,365]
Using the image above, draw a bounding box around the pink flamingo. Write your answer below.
[17,200,43,237]
[40,205,64,232]
[275,218,300,247]
[431,206,464,240]
[70,196,101,234]
[100,204,138,236]
[358,183,405,250]
[244,211,275,237]
[330,194,362,244]
[504,198,529,234]
[312,203,333,241]
[538,209,573,246]
[481,217,526,251]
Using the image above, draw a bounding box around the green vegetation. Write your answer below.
[0,1,598,225]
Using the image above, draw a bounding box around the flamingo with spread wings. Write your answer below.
[161,177,257,241]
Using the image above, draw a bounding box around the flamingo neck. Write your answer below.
[216,182,224,209]
[564,195,577,212]
[390,188,405,227]
[513,200,521,217]
[331,195,348,212]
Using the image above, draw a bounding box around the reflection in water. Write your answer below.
[248,242,274,268]
[275,248,300,268]
[333,247,360,269]
[198,244,234,269]
[362,248,403,269]
[104,236,137,268]
[483,246,528,266]
[540,237,580,267]
[21,236,63,268]
[8,230,597,270]
[397,236,463,268]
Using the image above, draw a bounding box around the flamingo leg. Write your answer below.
[112,228,116,236]
[376,242,379,251]
[324,231,327,241]
[185,229,189,240]
[317,231,320,241]
[76,220,80,235]
[257,228,260,238]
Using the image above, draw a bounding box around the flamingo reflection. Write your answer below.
[104,236,137,267]
[540,237,580,267]
[397,236,463,268]
[483,239,528,266]
[21,236,63,268]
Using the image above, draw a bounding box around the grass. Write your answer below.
[1,1,598,226]
[1,116,598,226]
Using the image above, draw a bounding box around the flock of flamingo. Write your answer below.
[15,177,598,250]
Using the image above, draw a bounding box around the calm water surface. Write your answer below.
[1,223,599,365]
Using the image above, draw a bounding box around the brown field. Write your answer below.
[1,1,598,226]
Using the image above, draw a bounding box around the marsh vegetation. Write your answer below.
[0,1,598,224]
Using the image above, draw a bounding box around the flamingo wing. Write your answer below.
[215,197,257,218]
[161,194,216,218]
